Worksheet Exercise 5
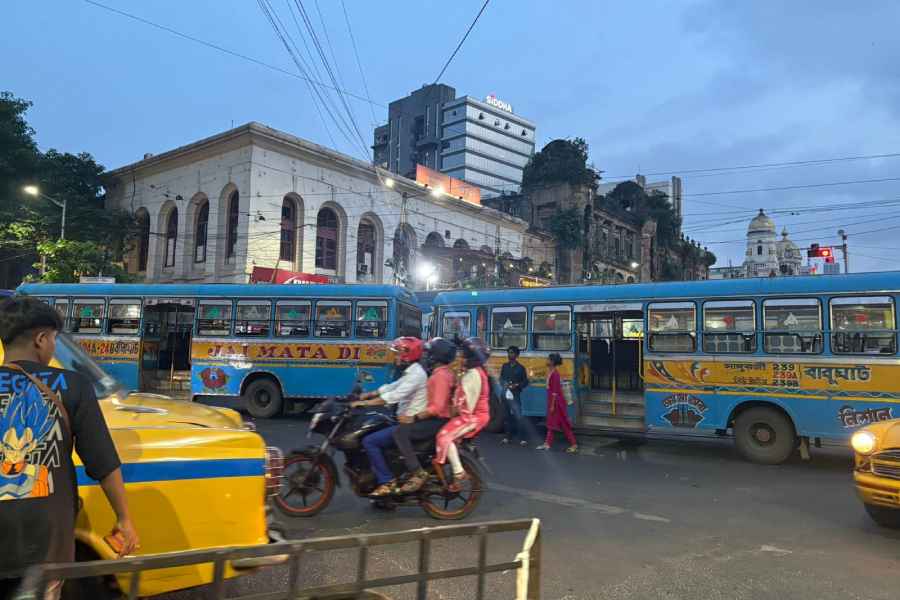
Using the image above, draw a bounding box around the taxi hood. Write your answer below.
[101,394,246,430]
[880,420,900,451]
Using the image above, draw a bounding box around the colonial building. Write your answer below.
[710,209,806,279]
[104,122,529,287]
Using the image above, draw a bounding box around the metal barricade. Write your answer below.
[15,518,541,600]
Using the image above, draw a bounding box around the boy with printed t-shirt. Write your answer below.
[0,297,139,600]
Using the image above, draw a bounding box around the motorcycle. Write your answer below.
[274,380,485,520]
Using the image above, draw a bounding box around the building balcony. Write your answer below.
[415,133,439,148]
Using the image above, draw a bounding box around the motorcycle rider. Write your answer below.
[392,337,457,494]
[352,337,427,497]
[435,337,491,492]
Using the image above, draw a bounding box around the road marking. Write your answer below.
[491,483,671,523]
[759,544,793,555]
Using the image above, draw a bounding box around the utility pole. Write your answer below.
[837,229,849,273]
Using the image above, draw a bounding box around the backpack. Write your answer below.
[484,373,506,434]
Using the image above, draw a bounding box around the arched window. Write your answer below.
[315,208,338,270]
[164,208,178,268]
[226,191,239,262]
[356,220,376,279]
[424,232,445,248]
[194,202,209,263]
[280,198,296,263]
[136,210,150,272]
[453,239,469,249]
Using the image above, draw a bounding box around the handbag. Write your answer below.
[561,380,575,406]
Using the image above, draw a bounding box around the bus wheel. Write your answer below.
[245,378,283,419]
[734,406,796,465]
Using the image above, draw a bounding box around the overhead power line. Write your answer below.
[82,0,384,108]
[433,0,491,83]
[340,0,378,129]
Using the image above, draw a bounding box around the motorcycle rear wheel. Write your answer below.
[274,453,335,517]
[420,455,483,520]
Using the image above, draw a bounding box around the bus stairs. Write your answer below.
[578,391,646,432]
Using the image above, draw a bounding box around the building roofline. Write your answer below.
[443,96,536,128]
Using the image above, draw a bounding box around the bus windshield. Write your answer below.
[54,334,125,400]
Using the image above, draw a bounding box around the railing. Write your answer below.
[16,518,541,600]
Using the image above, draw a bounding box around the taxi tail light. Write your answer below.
[264,446,284,497]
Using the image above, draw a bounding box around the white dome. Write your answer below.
[748,209,775,234]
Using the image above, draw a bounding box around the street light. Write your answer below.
[630,261,639,269]
[23,185,67,240]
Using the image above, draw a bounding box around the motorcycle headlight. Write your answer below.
[851,431,877,455]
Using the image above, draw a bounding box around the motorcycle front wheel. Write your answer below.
[420,455,484,520]
[274,453,335,517]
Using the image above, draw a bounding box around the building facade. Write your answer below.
[373,84,536,198]
[105,123,528,287]
[597,175,684,221]
[742,209,804,278]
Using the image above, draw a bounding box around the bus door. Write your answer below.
[575,303,645,429]
[142,298,196,393]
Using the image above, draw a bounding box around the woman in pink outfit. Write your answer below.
[435,338,491,491]
[536,353,578,453]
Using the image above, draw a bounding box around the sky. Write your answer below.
[5,0,900,273]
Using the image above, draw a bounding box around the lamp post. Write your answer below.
[23,185,67,240]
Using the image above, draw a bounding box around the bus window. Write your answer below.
[275,301,310,337]
[533,306,572,351]
[648,302,696,352]
[491,307,527,349]
[108,300,142,335]
[442,311,470,339]
[54,299,70,329]
[356,301,388,338]
[70,299,105,334]
[703,300,756,353]
[763,298,822,354]
[197,300,233,336]
[398,303,422,338]
[830,296,896,354]
[476,307,489,340]
[316,301,351,338]
[235,301,272,337]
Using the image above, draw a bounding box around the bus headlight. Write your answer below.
[851,431,877,456]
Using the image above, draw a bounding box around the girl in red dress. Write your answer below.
[536,352,578,453]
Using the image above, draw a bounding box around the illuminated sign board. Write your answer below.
[518,276,550,288]
[485,94,513,113]
[415,165,481,205]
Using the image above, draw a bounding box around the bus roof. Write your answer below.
[16,282,418,302]
[432,271,900,306]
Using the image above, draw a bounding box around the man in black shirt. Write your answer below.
[500,346,530,446]
[0,297,139,600]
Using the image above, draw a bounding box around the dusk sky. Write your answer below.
[5,1,900,272]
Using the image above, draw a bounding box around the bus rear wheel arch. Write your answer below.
[243,375,284,419]
[730,404,797,465]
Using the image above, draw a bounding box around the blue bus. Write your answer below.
[17,283,422,417]
[433,272,900,463]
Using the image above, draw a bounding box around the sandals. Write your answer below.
[535,444,550,451]
[565,445,579,454]
[399,469,429,494]
[447,471,470,493]
[369,480,397,497]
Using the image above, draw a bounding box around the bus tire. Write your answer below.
[245,378,283,419]
[733,406,796,465]
[864,504,900,529]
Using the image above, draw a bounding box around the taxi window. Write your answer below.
[235,301,272,337]
[315,301,351,338]
[109,300,142,335]
[276,301,310,337]
[197,300,233,336]
[53,334,122,399]
[356,301,387,339]
[71,299,105,334]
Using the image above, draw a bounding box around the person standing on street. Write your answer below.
[536,353,578,453]
[0,297,139,600]
[500,346,529,446]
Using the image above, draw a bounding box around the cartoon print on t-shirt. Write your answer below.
[0,383,60,500]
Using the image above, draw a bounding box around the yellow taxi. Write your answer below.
[1,334,282,596]
[851,420,900,528]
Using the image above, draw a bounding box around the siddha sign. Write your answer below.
[485,94,513,113]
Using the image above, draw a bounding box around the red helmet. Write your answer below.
[390,337,424,363]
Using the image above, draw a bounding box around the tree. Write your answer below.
[0,91,139,286]
[36,240,135,283]
[522,138,598,189]
[547,207,584,250]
